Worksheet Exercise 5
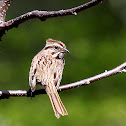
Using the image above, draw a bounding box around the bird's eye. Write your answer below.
[55,46,58,49]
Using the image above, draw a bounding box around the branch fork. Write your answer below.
[0,0,124,101]
[0,0,104,40]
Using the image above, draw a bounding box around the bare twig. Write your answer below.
[0,0,13,24]
[0,62,126,100]
[0,0,104,40]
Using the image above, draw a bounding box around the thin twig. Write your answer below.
[0,0,13,23]
[0,62,126,100]
[0,0,104,40]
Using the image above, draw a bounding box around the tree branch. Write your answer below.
[0,62,126,100]
[0,0,13,24]
[0,0,104,40]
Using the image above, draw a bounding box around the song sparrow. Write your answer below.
[29,38,69,118]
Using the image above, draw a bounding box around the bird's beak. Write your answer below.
[63,48,70,53]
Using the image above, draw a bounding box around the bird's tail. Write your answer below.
[45,84,68,119]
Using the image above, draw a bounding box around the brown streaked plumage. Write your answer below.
[46,38,65,47]
[29,38,69,118]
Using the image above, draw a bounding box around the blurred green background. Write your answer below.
[0,0,126,125]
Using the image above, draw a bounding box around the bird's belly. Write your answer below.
[37,59,64,87]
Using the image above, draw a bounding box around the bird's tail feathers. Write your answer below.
[46,84,68,119]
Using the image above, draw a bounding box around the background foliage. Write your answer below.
[0,0,126,125]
